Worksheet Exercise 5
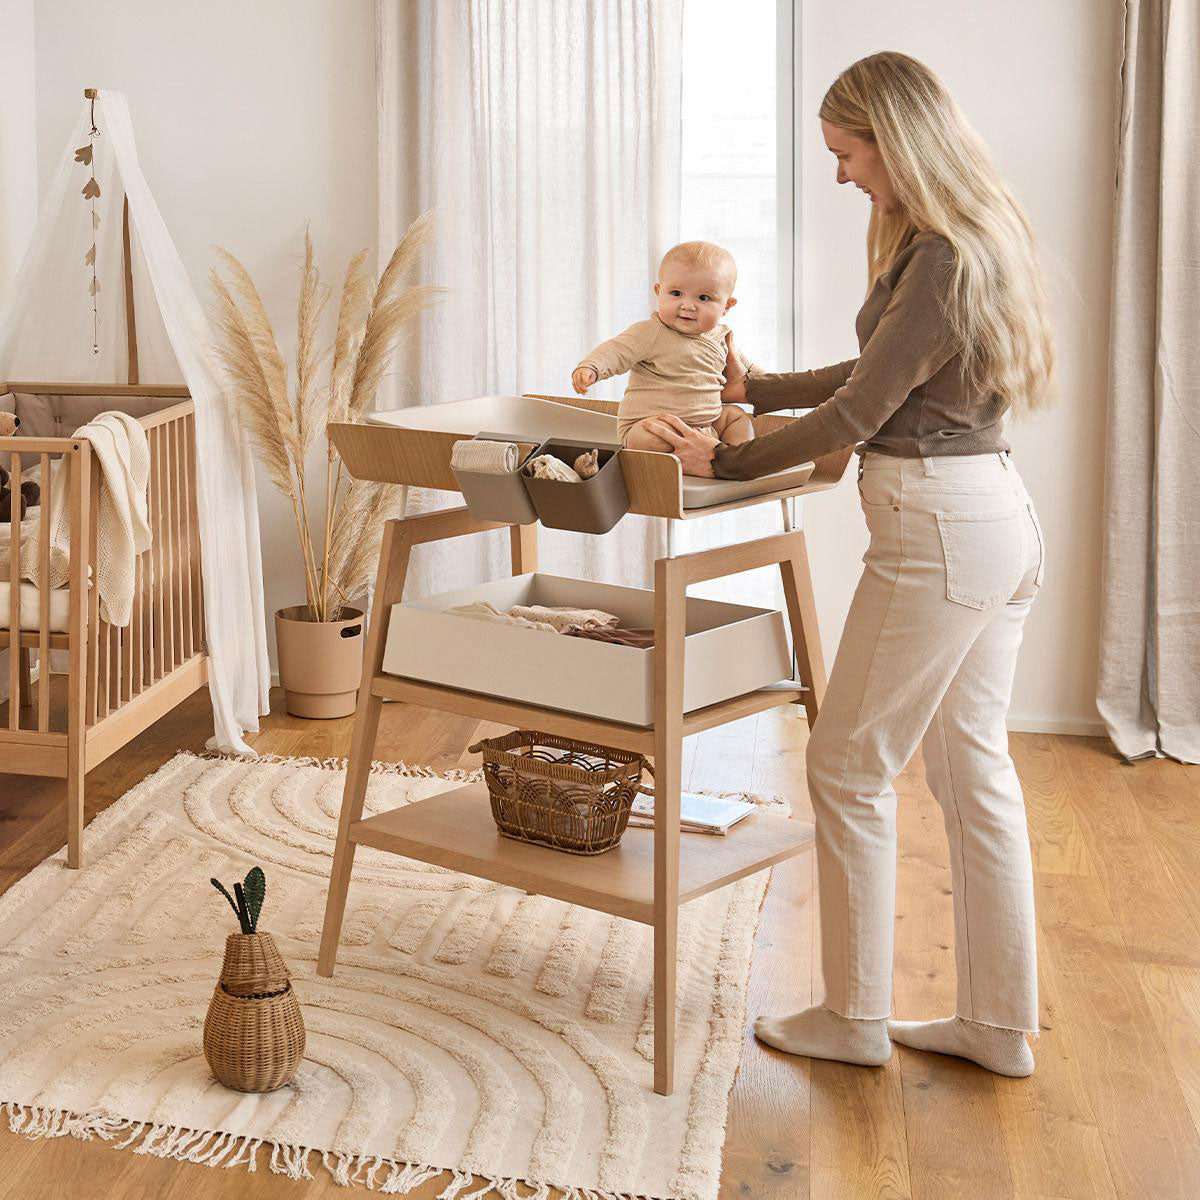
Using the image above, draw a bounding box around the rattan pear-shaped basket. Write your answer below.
[203,930,305,1093]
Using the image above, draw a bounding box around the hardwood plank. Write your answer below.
[1135,964,1200,1144]
[1008,733,1096,876]
[891,748,1015,1200]
[1036,871,1200,1198]
[1053,736,1200,967]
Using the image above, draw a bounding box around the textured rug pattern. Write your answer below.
[0,752,784,1199]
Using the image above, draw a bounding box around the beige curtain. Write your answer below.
[1097,0,1200,763]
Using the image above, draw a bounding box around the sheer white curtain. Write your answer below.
[0,92,271,752]
[375,0,681,596]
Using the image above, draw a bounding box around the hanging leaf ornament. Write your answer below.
[81,177,101,200]
[83,245,95,266]
[74,144,93,165]
[89,278,100,296]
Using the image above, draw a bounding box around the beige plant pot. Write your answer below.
[274,606,365,719]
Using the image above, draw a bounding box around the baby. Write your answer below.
[571,241,755,452]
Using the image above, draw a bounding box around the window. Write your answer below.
[676,0,793,612]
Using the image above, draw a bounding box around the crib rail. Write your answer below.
[0,401,205,737]
[88,401,205,728]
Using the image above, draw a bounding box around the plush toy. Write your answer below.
[0,413,41,521]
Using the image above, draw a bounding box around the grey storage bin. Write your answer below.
[523,439,629,534]
[451,433,539,525]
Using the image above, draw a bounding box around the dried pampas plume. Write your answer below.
[211,212,442,621]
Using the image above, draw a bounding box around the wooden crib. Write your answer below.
[0,382,208,867]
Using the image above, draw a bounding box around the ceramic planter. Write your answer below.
[274,606,365,718]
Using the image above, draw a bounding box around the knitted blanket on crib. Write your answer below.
[0,413,150,626]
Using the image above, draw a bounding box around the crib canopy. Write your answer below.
[0,89,270,753]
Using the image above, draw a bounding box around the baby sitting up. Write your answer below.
[571,240,755,452]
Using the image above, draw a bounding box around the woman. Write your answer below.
[646,52,1051,1078]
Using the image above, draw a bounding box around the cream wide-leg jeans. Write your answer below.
[807,450,1045,1033]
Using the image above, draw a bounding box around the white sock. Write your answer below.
[887,1016,1034,1077]
[753,1004,891,1067]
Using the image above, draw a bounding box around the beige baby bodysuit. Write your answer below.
[577,314,754,442]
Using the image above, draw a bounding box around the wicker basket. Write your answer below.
[203,931,305,1092]
[468,730,649,855]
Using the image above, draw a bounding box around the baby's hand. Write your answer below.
[572,366,597,395]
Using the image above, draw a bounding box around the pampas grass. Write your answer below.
[211,213,442,622]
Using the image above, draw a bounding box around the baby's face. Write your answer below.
[654,262,735,335]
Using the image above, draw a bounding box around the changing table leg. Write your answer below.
[652,556,686,1096]
[778,530,826,729]
[509,522,538,574]
[318,519,412,976]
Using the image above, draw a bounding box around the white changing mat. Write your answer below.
[370,394,816,510]
[0,580,70,632]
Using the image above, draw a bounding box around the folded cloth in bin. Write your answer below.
[450,438,519,474]
[565,626,656,649]
[446,600,620,635]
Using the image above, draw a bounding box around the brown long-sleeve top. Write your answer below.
[712,231,1010,480]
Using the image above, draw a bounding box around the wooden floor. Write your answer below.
[1,687,1198,1199]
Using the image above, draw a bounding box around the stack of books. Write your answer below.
[626,791,756,836]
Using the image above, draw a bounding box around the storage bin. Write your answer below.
[522,439,629,534]
[451,434,539,525]
[381,572,792,726]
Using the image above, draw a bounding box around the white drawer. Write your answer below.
[382,573,792,726]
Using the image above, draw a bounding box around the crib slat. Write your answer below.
[172,419,188,662]
[152,425,164,684]
[178,419,192,658]
[9,451,21,731]
[88,465,101,724]
[186,417,203,652]
[132,552,144,695]
[38,453,50,732]
[166,418,179,671]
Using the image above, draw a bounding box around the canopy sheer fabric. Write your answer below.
[0,91,270,753]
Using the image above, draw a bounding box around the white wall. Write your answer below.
[0,0,38,297]
[798,1,1120,734]
[32,0,377,665]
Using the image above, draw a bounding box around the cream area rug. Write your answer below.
[0,752,788,1199]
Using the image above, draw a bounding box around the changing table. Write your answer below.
[317,392,853,1095]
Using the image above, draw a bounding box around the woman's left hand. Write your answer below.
[640,413,719,477]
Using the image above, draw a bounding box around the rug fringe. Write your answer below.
[197,747,483,782]
[3,1101,680,1198]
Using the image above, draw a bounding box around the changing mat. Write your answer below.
[370,394,815,510]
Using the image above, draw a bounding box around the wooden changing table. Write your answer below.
[317,393,852,1095]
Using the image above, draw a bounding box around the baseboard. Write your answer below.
[1006,716,1106,737]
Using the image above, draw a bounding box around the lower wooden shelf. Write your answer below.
[350,782,815,924]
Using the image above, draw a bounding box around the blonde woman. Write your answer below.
[646,52,1052,1077]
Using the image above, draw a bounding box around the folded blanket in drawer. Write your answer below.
[0,580,70,633]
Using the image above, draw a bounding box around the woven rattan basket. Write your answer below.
[203,931,305,1092]
[469,730,649,855]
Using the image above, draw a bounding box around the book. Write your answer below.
[627,791,756,835]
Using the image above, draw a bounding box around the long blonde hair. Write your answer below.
[820,52,1054,413]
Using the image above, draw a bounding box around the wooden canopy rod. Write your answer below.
[0,382,189,398]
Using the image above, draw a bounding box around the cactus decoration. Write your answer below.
[211,866,267,934]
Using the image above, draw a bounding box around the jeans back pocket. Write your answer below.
[935,507,1028,610]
